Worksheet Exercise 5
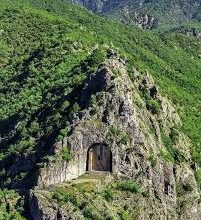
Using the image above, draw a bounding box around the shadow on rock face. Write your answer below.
[80,65,112,108]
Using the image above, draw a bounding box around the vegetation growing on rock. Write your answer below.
[0,0,200,219]
[32,173,145,220]
[0,189,25,220]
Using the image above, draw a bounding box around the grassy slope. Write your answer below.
[37,172,144,219]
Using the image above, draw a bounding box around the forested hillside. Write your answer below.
[72,0,201,28]
[0,0,201,218]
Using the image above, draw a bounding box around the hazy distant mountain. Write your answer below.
[71,0,201,28]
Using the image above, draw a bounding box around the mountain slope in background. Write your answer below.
[72,0,201,28]
[0,0,201,219]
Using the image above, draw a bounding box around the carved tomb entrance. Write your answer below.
[87,144,112,172]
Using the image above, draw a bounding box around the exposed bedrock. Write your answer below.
[31,52,200,219]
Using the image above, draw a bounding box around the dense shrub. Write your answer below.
[159,148,174,163]
[103,187,115,202]
[146,99,161,114]
[148,154,157,167]
[83,206,103,220]
[195,169,201,189]
[62,146,73,162]
[118,210,131,220]
[160,130,186,163]
[110,126,130,145]
[117,180,142,194]
[0,189,25,220]
[53,190,79,206]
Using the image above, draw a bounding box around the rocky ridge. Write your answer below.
[119,8,157,29]
[29,50,201,219]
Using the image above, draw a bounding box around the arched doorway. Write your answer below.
[87,144,112,172]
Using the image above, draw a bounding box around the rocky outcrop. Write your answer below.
[121,8,157,29]
[186,28,201,38]
[29,190,83,220]
[30,51,200,219]
[134,14,157,30]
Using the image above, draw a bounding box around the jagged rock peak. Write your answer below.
[29,50,201,220]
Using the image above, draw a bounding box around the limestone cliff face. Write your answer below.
[30,51,200,219]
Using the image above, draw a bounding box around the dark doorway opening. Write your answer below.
[87,144,112,172]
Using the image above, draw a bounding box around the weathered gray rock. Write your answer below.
[29,191,58,220]
[120,8,157,29]
[186,28,201,38]
[31,52,200,219]
[29,190,84,220]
